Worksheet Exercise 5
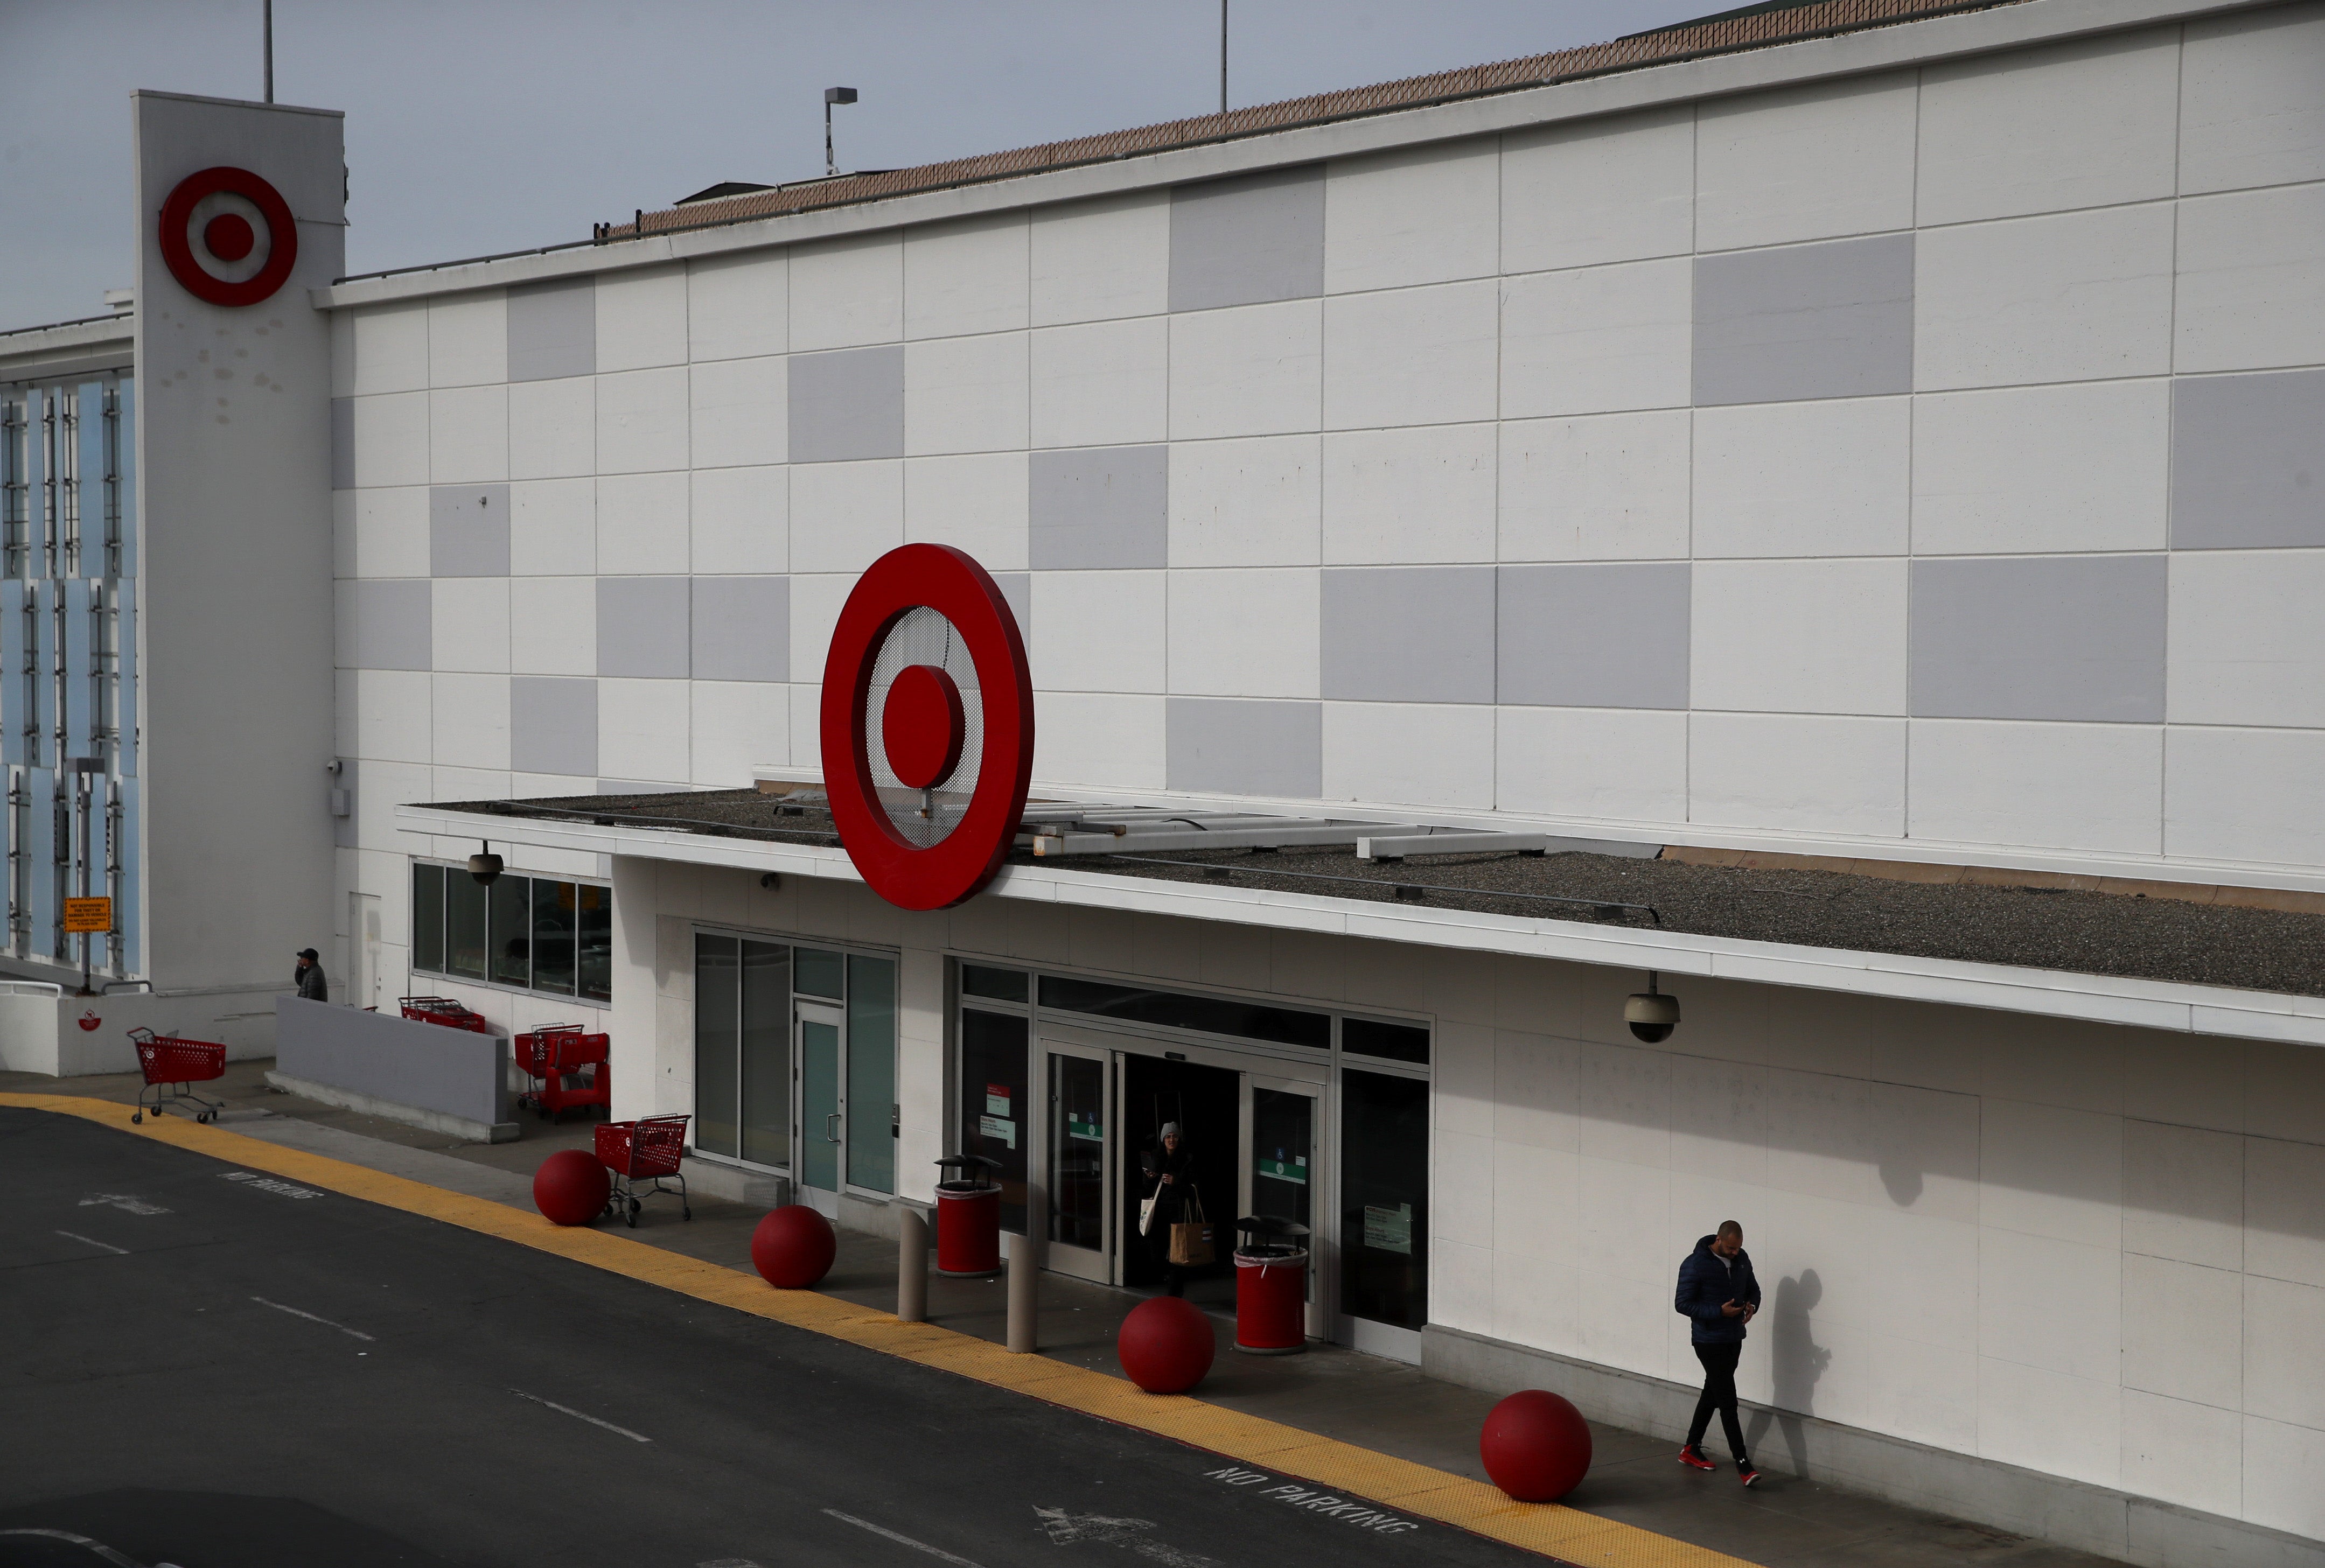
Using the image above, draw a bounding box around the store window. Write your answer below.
[959,1007,1029,1234]
[1340,1068,1429,1330]
[690,932,896,1195]
[411,862,611,1003]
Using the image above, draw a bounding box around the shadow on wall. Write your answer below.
[1745,1269,1828,1475]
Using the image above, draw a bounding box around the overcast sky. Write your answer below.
[3,1,1706,331]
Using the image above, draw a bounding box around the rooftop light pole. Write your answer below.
[825,86,858,178]
[262,0,274,103]
[1219,1,1228,115]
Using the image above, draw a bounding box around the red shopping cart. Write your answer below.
[127,1027,227,1125]
[400,995,488,1033]
[514,1024,576,1114]
[596,1114,690,1227]
[536,1030,611,1123]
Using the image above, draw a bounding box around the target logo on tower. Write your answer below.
[158,166,300,307]
[821,545,1035,911]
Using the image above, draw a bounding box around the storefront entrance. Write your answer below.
[1035,1023,1330,1339]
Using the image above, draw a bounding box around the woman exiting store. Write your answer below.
[1140,1121,1205,1297]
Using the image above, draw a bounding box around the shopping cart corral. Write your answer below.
[597,1114,690,1226]
[127,1027,227,1124]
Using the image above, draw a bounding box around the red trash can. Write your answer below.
[1232,1216,1311,1355]
[934,1155,1003,1277]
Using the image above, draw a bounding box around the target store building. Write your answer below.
[10,1,2325,1559]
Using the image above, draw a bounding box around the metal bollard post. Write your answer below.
[897,1206,928,1324]
[1006,1230,1037,1353]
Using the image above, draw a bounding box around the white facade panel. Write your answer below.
[690,465,788,576]
[347,485,430,579]
[508,478,596,577]
[430,577,511,675]
[688,356,787,470]
[1168,300,1323,440]
[1495,706,1688,823]
[597,677,688,783]
[1910,380,2169,555]
[1688,712,1906,836]
[1030,571,1164,694]
[1691,397,1909,559]
[427,385,507,484]
[1321,422,1496,565]
[1322,279,1498,430]
[1907,719,2165,856]
[1915,204,2176,390]
[508,576,596,677]
[903,213,1029,340]
[1324,139,1499,293]
[1030,690,1165,789]
[2173,183,2325,374]
[789,459,902,575]
[593,471,688,576]
[2168,550,2325,729]
[1165,567,1321,698]
[507,376,596,480]
[1029,192,1171,327]
[430,673,511,771]
[1500,258,1692,417]
[788,232,904,351]
[689,680,788,787]
[902,452,1029,570]
[1915,29,2181,226]
[594,367,691,475]
[1165,435,1320,568]
[349,298,430,395]
[904,332,1029,457]
[1690,559,1908,716]
[1497,410,1690,563]
[595,263,689,372]
[1499,105,1694,274]
[1028,317,1169,449]
[1694,72,1917,251]
[427,290,507,388]
[1323,701,1495,809]
[687,250,787,362]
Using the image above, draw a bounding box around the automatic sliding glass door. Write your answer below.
[1044,1043,1112,1283]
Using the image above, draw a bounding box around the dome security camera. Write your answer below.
[467,846,503,886]
[1625,974,1680,1043]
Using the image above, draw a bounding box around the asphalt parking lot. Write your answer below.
[0,1107,1538,1568]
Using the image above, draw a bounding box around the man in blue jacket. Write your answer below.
[1674,1220,1761,1485]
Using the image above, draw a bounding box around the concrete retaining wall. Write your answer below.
[0,984,288,1076]
[271,997,514,1142]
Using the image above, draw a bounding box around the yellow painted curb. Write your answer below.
[8,1093,1760,1568]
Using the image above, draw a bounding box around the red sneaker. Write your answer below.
[1679,1445,1717,1471]
[1738,1461,1762,1487]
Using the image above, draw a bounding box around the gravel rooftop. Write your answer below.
[454,790,2325,1000]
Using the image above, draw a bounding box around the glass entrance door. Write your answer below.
[1044,1044,1112,1283]
[1241,1075,1325,1339]
[796,1002,844,1216]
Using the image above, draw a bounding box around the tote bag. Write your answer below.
[1168,1191,1216,1268]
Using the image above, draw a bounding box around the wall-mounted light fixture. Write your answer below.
[468,841,503,886]
[1624,971,1680,1043]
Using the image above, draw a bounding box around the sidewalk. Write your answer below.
[9,1060,2122,1568]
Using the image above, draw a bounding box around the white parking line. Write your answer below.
[822,1510,988,1568]
[509,1388,650,1443]
[55,1230,130,1256]
[252,1296,375,1342]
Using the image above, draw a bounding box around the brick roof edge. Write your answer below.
[598,0,2026,243]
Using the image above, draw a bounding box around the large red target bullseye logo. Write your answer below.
[822,545,1034,911]
[158,166,299,307]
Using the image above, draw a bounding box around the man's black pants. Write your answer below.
[1687,1342,1748,1462]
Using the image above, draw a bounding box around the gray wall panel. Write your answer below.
[428,485,511,577]
[994,572,1032,642]
[509,675,598,776]
[1167,697,1323,797]
[1322,565,1497,704]
[344,580,431,671]
[1693,234,1915,405]
[788,346,905,463]
[1168,166,1326,312]
[506,278,596,382]
[276,997,507,1129]
[690,576,790,681]
[2171,368,2325,549]
[1030,445,1167,569]
[1498,563,1691,709]
[330,397,354,490]
[1910,555,2166,722]
[596,576,691,678]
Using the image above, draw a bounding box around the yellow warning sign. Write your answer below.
[63,897,113,934]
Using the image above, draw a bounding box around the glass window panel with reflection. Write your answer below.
[794,947,844,1000]
[845,954,896,1194]
[489,876,532,988]
[445,869,487,981]
[410,863,444,974]
[530,880,577,996]
[959,1009,1029,1234]
[694,934,741,1158]
[740,940,790,1168]
[1339,1068,1429,1330]
[576,884,611,1002]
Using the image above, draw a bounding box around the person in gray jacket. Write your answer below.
[294,947,329,1002]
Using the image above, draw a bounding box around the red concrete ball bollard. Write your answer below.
[1480,1389,1593,1503]
[1116,1296,1216,1394]
[533,1149,611,1227]
[751,1205,837,1289]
